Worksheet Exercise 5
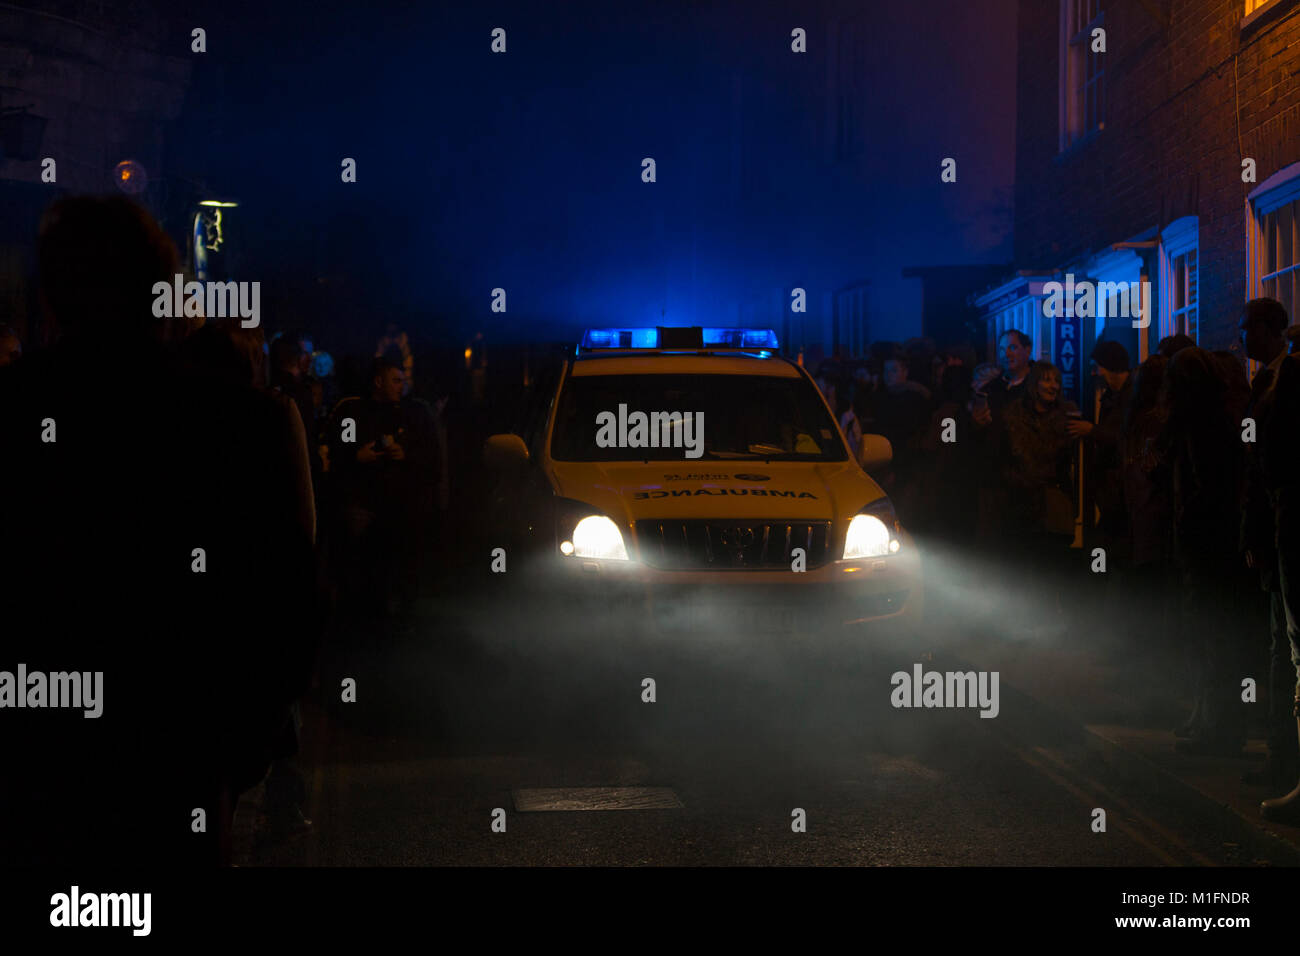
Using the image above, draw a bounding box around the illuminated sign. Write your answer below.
[1052,292,1083,407]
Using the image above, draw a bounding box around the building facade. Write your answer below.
[975,0,1300,408]
[0,1,192,342]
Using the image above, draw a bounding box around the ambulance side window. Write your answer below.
[523,360,561,460]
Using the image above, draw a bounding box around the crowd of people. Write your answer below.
[0,196,453,865]
[815,299,1300,819]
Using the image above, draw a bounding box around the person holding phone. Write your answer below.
[330,358,423,622]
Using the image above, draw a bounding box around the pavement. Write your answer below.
[935,563,1300,867]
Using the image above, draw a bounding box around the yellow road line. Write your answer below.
[1009,741,1215,866]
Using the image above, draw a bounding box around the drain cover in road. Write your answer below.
[512,787,683,812]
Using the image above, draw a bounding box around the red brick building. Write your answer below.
[975,0,1300,407]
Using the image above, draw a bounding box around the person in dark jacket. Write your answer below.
[0,197,317,866]
[1239,298,1295,787]
[1159,346,1249,754]
[1112,355,1177,672]
[1260,348,1300,815]
[918,363,977,544]
[873,351,931,521]
[328,358,436,621]
[1232,298,1300,816]
[971,330,1037,545]
[181,319,318,843]
[270,333,315,433]
[1122,356,1170,569]
[1001,360,1078,532]
[1070,340,1133,560]
[999,362,1079,614]
[982,328,1035,418]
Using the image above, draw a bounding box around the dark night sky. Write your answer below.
[167,0,1016,350]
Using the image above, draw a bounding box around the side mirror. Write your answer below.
[484,433,530,471]
[859,434,893,472]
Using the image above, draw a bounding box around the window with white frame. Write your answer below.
[1261,200,1298,320]
[1171,249,1199,339]
[1060,0,1105,150]
[977,278,1052,365]
[1158,216,1199,343]
[1248,163,1300,329]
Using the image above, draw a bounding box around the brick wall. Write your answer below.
[0,5,191,194]
[1014,0,1300,348]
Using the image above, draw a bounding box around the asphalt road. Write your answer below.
[234,565,1261,867]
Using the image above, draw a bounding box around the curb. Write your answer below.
[946,649,1300,866]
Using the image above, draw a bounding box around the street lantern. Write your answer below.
[113,160,148,196]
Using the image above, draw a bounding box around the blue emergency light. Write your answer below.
[702,328,779,349]
[579,326,779,351]
[581,328,661,349]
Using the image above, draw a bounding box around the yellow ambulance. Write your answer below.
[484,327,923,637]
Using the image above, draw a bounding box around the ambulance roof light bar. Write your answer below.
[579,326,779,352]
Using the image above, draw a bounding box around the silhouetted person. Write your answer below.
[397,385,444,598]
[971,330,1037,544]
[873,352,930,518]
[329,359,433,622]
[1157,333,1196,359]
[1235,298,1300,805]
[271,332,316,456]
[1160,347,1248,754]
[1260,341,1300,817]
[1119,355,1173,658]
[875,353,930,447]
[0,197,317,866]
[918,363,977,543]
[1070,340,1132,554]
[183,319,318,842]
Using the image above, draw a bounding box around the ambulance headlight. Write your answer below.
[568,515,629,561]
[843,499,901,559]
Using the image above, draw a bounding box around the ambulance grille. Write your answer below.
[637,520,833,570]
